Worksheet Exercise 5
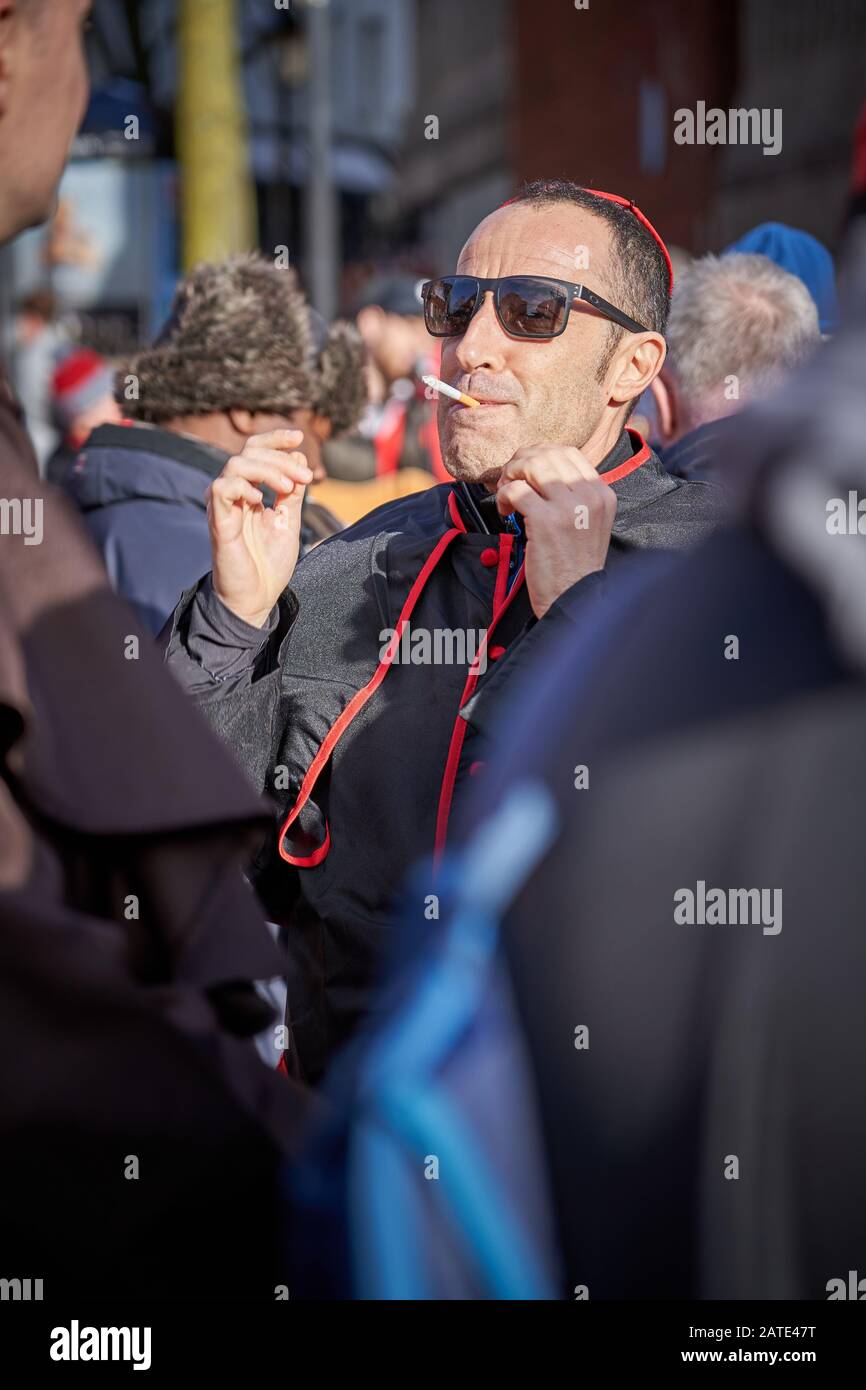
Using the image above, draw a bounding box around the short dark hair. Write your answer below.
[513,179,671,369]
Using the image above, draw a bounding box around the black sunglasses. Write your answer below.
[420,274,649,340]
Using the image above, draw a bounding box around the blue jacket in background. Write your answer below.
[57,422,227,635]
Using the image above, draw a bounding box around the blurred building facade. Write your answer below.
[372,0,514,270]
[385,0,865,269]
[4,0,864,351]
[705,0,866,248]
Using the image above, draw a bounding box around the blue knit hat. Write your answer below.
[723,222,839,334]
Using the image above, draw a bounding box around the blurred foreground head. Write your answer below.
[0,0,91,243]
[119,254,367,480]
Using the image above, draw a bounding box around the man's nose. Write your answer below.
[454,292,508,374]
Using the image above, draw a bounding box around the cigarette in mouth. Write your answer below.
[422,374,481,408]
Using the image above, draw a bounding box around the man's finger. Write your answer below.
[500,448,597,497]
[221,453,312,494]
[496,478,541,518]
[500,457,571,498]
[211,478,264,514]
[236,448,314,490]
[244,429,305,452]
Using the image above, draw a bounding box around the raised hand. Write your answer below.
[496,443,617,619]
[207,429,314,628]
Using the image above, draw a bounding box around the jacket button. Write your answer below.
[488,645,506,661]
[469,760,486,776]
[479,547,498,567]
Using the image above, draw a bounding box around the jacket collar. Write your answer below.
[87,421,229,481]
[659,417,734,482]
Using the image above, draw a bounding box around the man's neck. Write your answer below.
[162,413,242,455]
[580,412,630,470]
[479,416,630,493]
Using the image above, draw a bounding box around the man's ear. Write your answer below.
[227,408,256,437]
[0,1,20,121]
[652,368,677,444]
[309,412,332,443]
[608,331,666,411]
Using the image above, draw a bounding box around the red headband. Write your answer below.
[500,187,674,294]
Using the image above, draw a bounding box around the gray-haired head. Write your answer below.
[664,252,821,434]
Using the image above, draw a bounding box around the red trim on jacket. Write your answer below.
[277,526,462,866]
[447,488,468,532]
[279,430,651,871]
[434,533,524,865]
[602,428,651,486]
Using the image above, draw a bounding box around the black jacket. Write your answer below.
[659,416,738,484]
[164,429,724,1082]
[0,372,311,1300]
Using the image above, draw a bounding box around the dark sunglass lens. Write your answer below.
[424,277,478,334]
[498,278,567,337]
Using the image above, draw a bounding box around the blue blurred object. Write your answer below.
[723,221,839,333]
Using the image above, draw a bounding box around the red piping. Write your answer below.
[434,534,523,866]
[278,439,646,870]
[602,428,651,486]
[278,526,461,866]
[447,488,468,531]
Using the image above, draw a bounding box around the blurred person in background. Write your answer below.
[12,285,64,469]
[59,253,366,634]
[655,253,821,483]
[164,180,723,1085]
[44,343,121,483]
[319,272,448,522]
[0,0,309,1299]
[723,221,839,335]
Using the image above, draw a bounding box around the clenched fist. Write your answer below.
[207,429,314,628]
[496,443,617,619]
